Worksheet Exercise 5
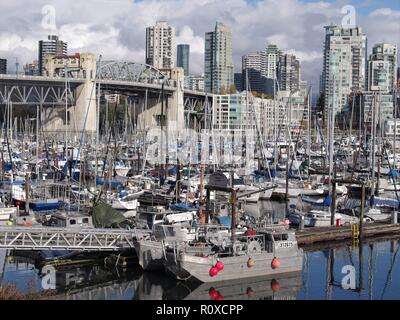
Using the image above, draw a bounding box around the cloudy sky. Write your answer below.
[0,0,399,88]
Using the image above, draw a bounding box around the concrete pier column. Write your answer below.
[168,67,185,132]
[73,53,97,135]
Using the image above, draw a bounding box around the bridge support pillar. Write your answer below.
[168,67,185,132]
[74,78,97,135]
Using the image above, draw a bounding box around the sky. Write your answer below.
[0,0,399,89]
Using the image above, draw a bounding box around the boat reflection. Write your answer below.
[162,272,303,300]
[32,262,303,300]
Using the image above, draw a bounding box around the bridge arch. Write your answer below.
[98,61,170,86]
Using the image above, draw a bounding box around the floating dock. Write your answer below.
[296,222,400,245]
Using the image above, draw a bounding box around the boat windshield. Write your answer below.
[273,233,289,241]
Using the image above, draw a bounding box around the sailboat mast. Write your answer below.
[95,55,102,188]
[329,75,335,226]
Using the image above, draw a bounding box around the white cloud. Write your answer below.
[0,0,399,88]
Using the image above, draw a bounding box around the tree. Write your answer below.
[229,84,237,94]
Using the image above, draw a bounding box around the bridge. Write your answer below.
[0,60,211,134]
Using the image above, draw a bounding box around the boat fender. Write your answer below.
[271,258,281,269]
[209,267,219,277]
[247,258,256,268]
[215,261,224,271]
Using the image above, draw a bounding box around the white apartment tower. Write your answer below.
[146,21,175,70]
[322,25,367,114]
[368,43,398,93]
[262,45,280,79]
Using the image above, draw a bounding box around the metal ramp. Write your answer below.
[0,227,136,251]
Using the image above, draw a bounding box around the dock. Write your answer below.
[296,222,400,245]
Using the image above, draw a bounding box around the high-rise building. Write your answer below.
[368,43,397,93]
[38,35,68,76]
[322,26,367,115]
[146,21,175,70]
[0,59,7,74]
[185,74,205,92]
[242,52,263,93]
[397,67,400,92]
[24,60,39,76]
[234,73,243,92]
[204,22,234,94]
[278,53,301,93]
[177,44,190,76]
[262,45,280,79]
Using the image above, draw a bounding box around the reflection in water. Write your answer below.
[1,199,400,300]
[2,238,400,300]
[162,273,302,300]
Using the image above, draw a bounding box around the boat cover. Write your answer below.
[92,202,127,228]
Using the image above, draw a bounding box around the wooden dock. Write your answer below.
[296,222,400,245]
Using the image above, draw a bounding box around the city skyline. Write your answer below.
[0,0,399,89]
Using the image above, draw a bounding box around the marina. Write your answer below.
[1,211,400,300]
[0,0,399,305]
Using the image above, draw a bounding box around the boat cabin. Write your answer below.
[44,212,93,228]
[135,206,195,229]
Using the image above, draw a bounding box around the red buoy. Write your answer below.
[271,279,280,292]
[209,267,219,277]
[271,258,281,269]
[215,261,224,271]
[209,288,219,299]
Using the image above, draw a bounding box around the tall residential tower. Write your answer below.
[368,43,397,93]
[322,26,367,115]
[146,21,175,70]
[204,22,234,94]
[38,35,67,76]
[177,44,190,76]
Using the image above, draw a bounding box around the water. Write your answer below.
[1,201,400,300]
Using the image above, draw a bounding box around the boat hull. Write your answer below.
[165,249,303,283]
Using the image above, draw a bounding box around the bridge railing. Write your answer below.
[0,226,136,251]
[0,74,85,82]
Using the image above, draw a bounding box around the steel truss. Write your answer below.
[0,226,136,251]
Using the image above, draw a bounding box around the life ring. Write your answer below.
[247,240,262,257]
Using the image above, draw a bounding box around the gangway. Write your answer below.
[0,227,137,251]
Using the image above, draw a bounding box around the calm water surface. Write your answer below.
[1,201,399,300]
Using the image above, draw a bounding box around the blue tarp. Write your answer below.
[389,169,399,178]
[170,202,197,211]
[96,176,123,188]
[216,216,232,228]
[168,166,178,175]
[370,196,400,209]
[301,195,331,207]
